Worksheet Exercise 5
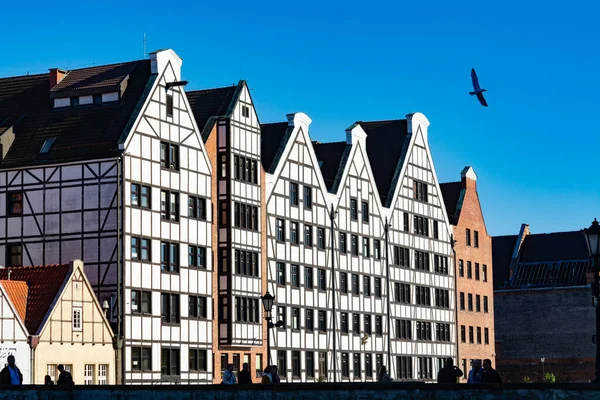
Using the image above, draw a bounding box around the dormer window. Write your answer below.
[166,94,173,117]
[40,138,56,154]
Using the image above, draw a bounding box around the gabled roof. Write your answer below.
[313,141,351,191]
[50,61,139,97]
[0,280,28,323]
[0,60,151,168]
[439,181,463,225]
[0,265,70,334]
[492,235,518,288]
[519,231,589,263]
[260,122,292,173]
[358,119,409,206]
[186,84,237,137]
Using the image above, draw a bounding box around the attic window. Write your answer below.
[40,138,56,154]
[166,94,173,117]
[242,106,250,118]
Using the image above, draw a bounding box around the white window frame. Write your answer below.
[73,306,83,331]
[98,364,108,384]
[84,364,95,385]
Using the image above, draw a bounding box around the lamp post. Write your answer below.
[584,218,600,382]
[261,291,275,366]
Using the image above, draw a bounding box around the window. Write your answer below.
[395,283,411,304]
[290,222,299,245]
[362,237,370,257]
[161,348,180,376]
[460,292,465,310]
[461,325,466,343]
[362,201,369,223]
[341,313,349,333]
[353,353,361,377]
[413,215,429,236]
[433,221,439,239]
[98,364,108,384]
[131,347,152,371]
[397,356,413,380]
[160,142,179,170]
[292,308,300,330]
[131,290,152,314]
[131,237,140,260]
[477,327,482,344]
[468,293,473,311]
[188,196,207,220]
[474,231,479,248]
[484,296,489,313]
[350,198,358,220]
[290,182,298,206]
[305,309,314,330]
[435,289,450,309]
[318,310,326,332]
[276,263,285,285]
[483,264,488,282]
[414,250,429,271]
[376,354,383,378]
[396,319,412,339]
[7,192,23,216]
[476,294,481,312]
[340,272,348,294]
[484,328,490,345]
[189,349,208,372]
[234,202,258,231]
[161,293,180,324]
[403,212,409,232]
[469,326,474,343]
[6,244,22,267]
[339,233,347,253]
[189,296,208,319]
[222,153,228,179]
[233,155,258,184]
[342,353,350,378]
[317,228,325,249]
[189,246,207,269]
[291,265,300,288]
[306,352,315,378]
[352,274,359,295]
[277,306,286,326]
[291,350,301,378]
[434,255,449,275]
[166,94,173,117]
[319,352,328,379]
[72,306,82,331]
[375,316,383,335]
[436,323,451,342]
[475,263,480,280]
[131,184,140,207]
[84,364,95,385]
[394,246,410,267]
[219,201,227,227]
[467,261,472,279]
[303,186,312,209]
[466,228,471,246]
[459,259,464,277]
[304,224,313,247]
[374,240,381,259]
[416,321,432,341]
[351,235,358,256]
[364,276,371,296]
[415,286,430,306]
[234,250,258,277]
[276,219,285,242]
[365,354,373,379]
[374,278,382,298]
[241,105,250,118]
[160,190,179,221]
[413,181,428,202]
[160,242,179,273]
[353,314,360,334]
[301,267,312,290]
[318,269,326,291]
[364,315,372,334]
[131,237,151,262]
[417,357,433,379]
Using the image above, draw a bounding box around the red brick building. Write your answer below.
[441,167,495,381]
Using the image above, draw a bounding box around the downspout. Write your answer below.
[28,335,39,384]
[329,204,337,382]
[384,218,392,373]
[451,234,460,372]
[113,156,125,384]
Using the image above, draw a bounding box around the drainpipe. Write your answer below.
[451,234,460,372]
[384,218,392,373]
[329,204,337,382]
[28,335,39,384]
[113,156,125,384]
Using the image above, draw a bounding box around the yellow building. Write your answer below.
[0,260,115,384]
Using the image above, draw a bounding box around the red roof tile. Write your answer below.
[0,280,28,323]
[0,265,70,334]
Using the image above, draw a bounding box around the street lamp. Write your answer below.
[261,291,275,366]
[584,218,600,382]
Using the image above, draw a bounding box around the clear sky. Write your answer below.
[2,0,599,236]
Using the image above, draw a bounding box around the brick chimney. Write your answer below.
[48,68,67,89]
[461,166,478,191]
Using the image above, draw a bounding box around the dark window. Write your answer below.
[413,180,428,202]
[433,221,439,239]
[340,272,348,294]
[395,283,411,304]
[161,347,180,376]
[303,186,312,209]
[434,255,449,275]
[364,276,371,296]
[413,215,429,236]
[292,350,301,377]
[276,219,285,242]
[483,264,488,282]
[6,244,21,267]
[306,352,315,378]
[466,229,471,246]
[317,228,325,249]
[476,294,481,312]
[277,306,286,326]
[416,321,432,341]
[131,184,140,207]
[277,263,285,285]
[351,274,359,295]
[459,259,464,277]
[161,293,180,324]
[414,251,429,271]
[362,201,369,223]
[131,290,152,314]
[220,201,227,228]
[305,309,314,330]
[375,316,383,335]
[475,263,480,280]
[353,314,360,334]
[290,183,299,206]
[318,269,326,291]
[477,327,482,344]
[436,323,451,342]
[189,349,208,372]
[403,213,409,232]
[304,224,313,247]
[132,237,151,262]
[435,289,450,309]
[467,261,472,279]
[160,142,179,170]
[484,328,489,344]
[364,315,372,334]
[233,202,258,231]
[397,356,413,379]
[242,105,250,118]
[318,310,326,332]
[291,265,300,288]
[394,246,410,267]
[417,357,433,379]
[415,286,430,306]
[362,237,370,257]
[140,185,151,209]
[461,325,466,343]
[131,347,152,371]
[131,237,140,260]
[305,267,313,289]
[365,354,373,378]
[292,308,300,330]
[341,313,348,333]
[484,296,489,313]
[166,94,173,117]
[469,326,474,343]
[290,222,299,245]
[7,192,23,216]
[189,296,208,319]
[188,196,207,220]
[234,250,258,277]
[353,353,360,377]
[277,351,287,377]
[474,231,479,248]
[374,278,382,298]
[374,240,381,260]
[351,235,358,256]
[350,198,358,220]
[160,190,179,221]
[342,353,349,378]
[396,319,412,340]
[468,293,473,311]
[376,354,383,377]
[189,246,207,269]
[460,292,465,310]
[160,242,179,273]
[339,233,347,253]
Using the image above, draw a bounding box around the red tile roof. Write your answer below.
[0,265,70,334]
[0,280,28,323]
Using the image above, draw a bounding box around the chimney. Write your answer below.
[7,270,11,280]
[48,68,67,90]
[460,166,478,190]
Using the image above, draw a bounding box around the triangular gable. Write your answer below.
[0,281,29,334]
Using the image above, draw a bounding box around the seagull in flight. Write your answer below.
[470,68,488,107]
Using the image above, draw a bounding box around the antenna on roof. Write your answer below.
[143,33,147,59]
[7,270,11,280]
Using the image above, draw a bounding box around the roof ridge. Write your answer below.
[358,118,407,125]
[5,263,69,269]
[0,72,49,81]
[187,85,237,94]
[69,59,143,73]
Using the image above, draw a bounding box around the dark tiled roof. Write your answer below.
[358,120,409,206]
[260,122,291,173]
[440,182,463,225]
[492,235,518,288]
[519,231,589,263]
[0,60,151,168]
[186,85,237,136]
[0,280,28,323]
[0,264,70,334]
[50,61,139,97]
[313,141,351,191]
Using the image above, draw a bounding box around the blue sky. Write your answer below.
[2,0,599,236]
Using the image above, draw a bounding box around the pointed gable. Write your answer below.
[0,280,28,322]
[186,84,237,136]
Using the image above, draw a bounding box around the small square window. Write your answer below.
[166,94,173,117]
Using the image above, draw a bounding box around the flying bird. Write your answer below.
[470,68,488,107]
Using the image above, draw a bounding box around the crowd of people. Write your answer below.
[437,358,502,384]
[221,362,282,384]
[0,356,74,386]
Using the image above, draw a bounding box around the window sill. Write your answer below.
[161,322,181,326]
[161,218,180,224]
[160,167,180,173]
[161,269,180,275]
